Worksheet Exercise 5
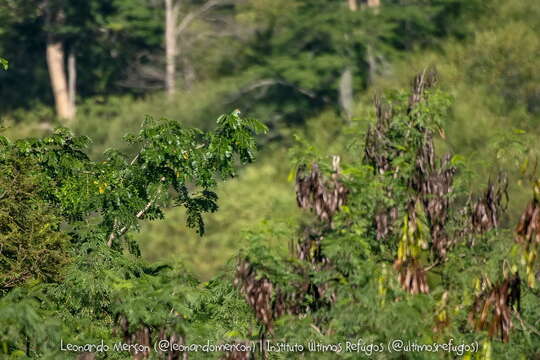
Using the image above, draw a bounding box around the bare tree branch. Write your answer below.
[175,0,233,36]
[227,78,324,104]
[107,181,164,247]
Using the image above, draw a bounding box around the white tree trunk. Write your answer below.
[68,49,76,114]
[339,67,354,121]
[46,38,75,121]
[348,0,357,11]
[165,0,178,98]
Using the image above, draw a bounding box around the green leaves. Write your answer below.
[0,109,267,357]
[0,57,7,70]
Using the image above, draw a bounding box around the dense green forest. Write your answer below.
[1,0,540,359]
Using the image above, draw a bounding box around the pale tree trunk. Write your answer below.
[348,0,357,11]
[339,68,354,121]
[165,0,229,97]
[45,5,75,121]
[165,0,179,98]
[68,49,76,113]
[46,38,75,120]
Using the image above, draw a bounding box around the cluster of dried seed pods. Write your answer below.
[411,135,456,259]
[408,67,439,114]
[366,68,441,246]
[223,342,253,360]
[295,156,348,223]
[454,175,508,249]
[471,175,508,235]
[394,201,430,294]
[234,259,275,333]
[395,258,430,295]
[515,181,540,287]
[364,96,393,175]
[231,157,348,358]
[468,274,521,343]
[116,315,186,360]
[374,207,398,241]
[295,225,329,265]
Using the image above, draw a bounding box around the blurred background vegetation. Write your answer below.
[0,0,538,280]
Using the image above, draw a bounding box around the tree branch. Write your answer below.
[107,183,164,247]
[175,0,233,37]
[228,78,321,104]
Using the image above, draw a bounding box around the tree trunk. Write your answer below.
[46,37,74,120]
[68,49,76,114]
[44,4,75,121]
[348,0,357,11]
[339,67,354,121]
[165,0,178,98]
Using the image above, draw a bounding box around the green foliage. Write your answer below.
[232,0,482,124]
[228,76,540,359]
[372,0,540,220]
[0,153,70,291]
[0,110,266,357]
[138,148,298,280]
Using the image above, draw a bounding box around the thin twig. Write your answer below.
[107,183,164,247]
[227,78,323,104]
[176,0,233,36]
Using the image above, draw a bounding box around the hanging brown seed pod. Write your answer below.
[468,273,520,343]
[394,200,431,294]
[364,96,393,175]
[394,258,430,295]
[515,180,540,287]
[295,224,331,266]
[115,316,152,359]
[222,342,254,360]
[471,175,509,235]
[115,315,185,360]
[408,67,439,114]
[234,259,275,332]
[295,156,348,223]
[411,135,457,259]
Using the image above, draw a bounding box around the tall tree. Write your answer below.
[339,0,380,122]
[0,0,162,114]
[165,0,178,98]
[44,4,75,120]
[164,0,232,98]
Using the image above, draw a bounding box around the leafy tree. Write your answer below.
[0,0,162,115]
[0,109,267,358]
[227,70,540,359]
